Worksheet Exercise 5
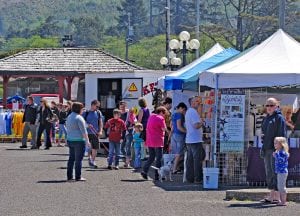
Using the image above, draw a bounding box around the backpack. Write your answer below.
[83,110,102,126]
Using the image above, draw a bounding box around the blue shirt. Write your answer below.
[83,110,102,134]
[275,150,289,174]
[133,132,143,148]
[66,112,88,141]
[171,112,185,135]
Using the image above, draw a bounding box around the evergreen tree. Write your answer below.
[117,0,148,40]
[201,0,299,51]
[70,15,105,47]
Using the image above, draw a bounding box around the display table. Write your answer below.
[247,147,300,182]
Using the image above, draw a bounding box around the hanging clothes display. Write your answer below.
[0,112,6,135]
[12,111,24,137]
[4,111,12,135]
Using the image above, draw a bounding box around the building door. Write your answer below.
[98,79,122,121]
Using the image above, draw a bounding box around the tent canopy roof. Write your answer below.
[163,45,239,91]
[157,43,225,89]
[200,29,300,88]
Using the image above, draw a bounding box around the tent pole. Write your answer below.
[213,74,219,168]
[198,77,201,96]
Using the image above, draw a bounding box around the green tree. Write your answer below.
[35,16,64,37]
[201,0,299,51]
[1,35,59,52]
[102,33,221,69]
[117,0,148,39]
[70,15,105,47]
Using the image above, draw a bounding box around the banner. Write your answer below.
[220,94,245,153]
[142,82,158,96]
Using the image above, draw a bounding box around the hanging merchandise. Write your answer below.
[4,111,13,135]
[0,112,6,135]
[12,111,24,137]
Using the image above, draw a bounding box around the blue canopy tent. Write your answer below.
[7,95,26,104]
[164,48,240,91]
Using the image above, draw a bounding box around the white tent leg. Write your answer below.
[213,74,219,168]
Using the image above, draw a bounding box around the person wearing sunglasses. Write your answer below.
[261,98,286,203]
[82,100,103,168]
[36,99,54,150]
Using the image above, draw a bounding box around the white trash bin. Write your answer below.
[203,168,219,189]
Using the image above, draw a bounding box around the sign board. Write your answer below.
[220,94,245,153]
[122,79,142,99]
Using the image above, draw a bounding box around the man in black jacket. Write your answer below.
[20,96,38,149]
[261,98,286,203]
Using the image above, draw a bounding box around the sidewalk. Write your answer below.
[226,188,300,202]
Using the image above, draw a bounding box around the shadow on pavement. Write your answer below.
[37,180,67,184]
[43,153,69,156]
[228,202,278,209]
[121,179,148,183]
[86,169,111,172]
[58,166,91,169]
[153,180,203,191]
[143,169,203,191]
[33,159,68,162]
[6,148,31,151]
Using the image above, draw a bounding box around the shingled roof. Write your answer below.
[0,48,144,75]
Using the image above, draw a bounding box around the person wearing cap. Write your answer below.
[261,98,286,203]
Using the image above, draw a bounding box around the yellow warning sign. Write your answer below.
[128,83,138,92]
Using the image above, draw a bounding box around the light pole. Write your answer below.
[279,0,285,30]
[160,31,200,69]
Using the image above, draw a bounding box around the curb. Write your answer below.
[226,188,300,202]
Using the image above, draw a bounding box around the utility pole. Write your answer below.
[279,0,285,30]
[166,0,171,69]
[195,0,200,58]
[150,0,154,35]
[125,12,131,61]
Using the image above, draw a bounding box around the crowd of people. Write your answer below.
[18,95,290,206]
[19,95,204,184]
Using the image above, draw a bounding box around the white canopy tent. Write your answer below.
[157,43,225,89]
[198,29,300,168]
[199,29,300,89]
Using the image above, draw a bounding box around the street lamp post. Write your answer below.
[160,31,200,70]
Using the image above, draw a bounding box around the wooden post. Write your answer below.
[57,76,65,103]
[2,75,10,109]
[66,76,74,100]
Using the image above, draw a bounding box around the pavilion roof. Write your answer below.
[0,48,144,76]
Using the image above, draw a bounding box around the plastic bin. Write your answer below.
[203,168,219,189]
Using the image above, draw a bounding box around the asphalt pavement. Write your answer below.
[0,142,299,216]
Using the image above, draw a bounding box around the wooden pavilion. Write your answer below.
[0,48,142,107]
